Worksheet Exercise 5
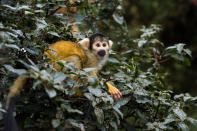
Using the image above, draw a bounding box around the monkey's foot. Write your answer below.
[106,82,122,100]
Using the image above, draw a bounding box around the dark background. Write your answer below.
[123,0,197,95]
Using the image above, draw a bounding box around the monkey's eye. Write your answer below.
[96,43,100,47]
[103,43,106,47]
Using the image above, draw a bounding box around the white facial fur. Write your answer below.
[92,41,109,55]
[92,40,113,70]
[78,38,113,70]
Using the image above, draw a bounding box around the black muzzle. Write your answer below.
[97,50,106,57]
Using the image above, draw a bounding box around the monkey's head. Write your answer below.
[78,33,113,58]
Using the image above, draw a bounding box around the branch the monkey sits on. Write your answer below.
[4,33,122,131]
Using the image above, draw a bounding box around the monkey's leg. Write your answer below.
[88,69,98,76]
[63,55,82,69]
[63,55,85,96]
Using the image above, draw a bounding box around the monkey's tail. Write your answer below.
[4,76,28,131]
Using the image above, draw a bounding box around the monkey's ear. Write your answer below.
[109,40,113,48]
[78,38,90,50]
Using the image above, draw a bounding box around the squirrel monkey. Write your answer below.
[4,33,122,131]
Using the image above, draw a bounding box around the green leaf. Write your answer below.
[36,19,47,31]
[135,95,150,104]
[83,68,96,72]
[110,121,118,130]
[183,49,192,57]
[48,31,60,37]
[24,11,34,15]
[166,45,176,50]
[45,88,57,98]
[163,118,176,124]
[36,4,45,8]
[32,80,42,89]
[114,97,131,108]
[3,5,17,11]
[40,70,52,81]
[84,93,95,101]
[136,109,147,123]
[113,106,123,119]
[51,119,60,128]
[4,44,20,50]
[4,64,27,75]
[61,104,84,115]
[102,95,114,104]
[176,43,185,54]
[18,5,31,10]
[138,40,147,47]
[0,102,5,120]
[53,72,66,84]
[94,107,104,125]
[178,123,189,131]
[108,58,120,63]
[112,13,124,24]
[134,88,148,96]
[173,108,187,121]
[88,86,102,97]
[187,117,197,126]
[66,119,85,131]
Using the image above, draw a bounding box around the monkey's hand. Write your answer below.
[106,82,122,100]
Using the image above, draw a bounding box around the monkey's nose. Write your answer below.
[98,50,106,57]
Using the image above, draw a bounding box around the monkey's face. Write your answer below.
[92,40,110,58]
[78,34,113,59]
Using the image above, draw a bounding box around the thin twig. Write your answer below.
[63,97,90,101]
[154,100,160,120]
[159,58,170,63]
[49,7,61,16]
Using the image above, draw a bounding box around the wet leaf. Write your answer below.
[4,44,20,50]
[51,119,60,128]
[48,31,60,37]
[178,123,189,131]
[45,88,57,98]
[108,58,120,63]
[184,49,192,57]
[53,72,66,84]
[113,106,123,119]
[173,108,187,121]
[176,43,185,54]
[187,117,197,127]
[61,104,84,115]
[4,64,27,75]
[138,40,147,47]
[66,119,85,131]
[88,86,102,97]
[83,67,96,72]
[110,121,118,130]
[94,107,104,124]
[112,13,123,24]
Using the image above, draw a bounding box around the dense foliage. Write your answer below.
[0,0,197,130]
[123,0,197,96]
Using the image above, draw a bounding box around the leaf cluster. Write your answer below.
[0,0,196,131]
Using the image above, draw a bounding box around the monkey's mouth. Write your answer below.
[97,50,106,57]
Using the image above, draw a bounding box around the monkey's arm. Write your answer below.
[89,70,122,100]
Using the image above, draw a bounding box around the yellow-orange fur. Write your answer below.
[6,41,120,108]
